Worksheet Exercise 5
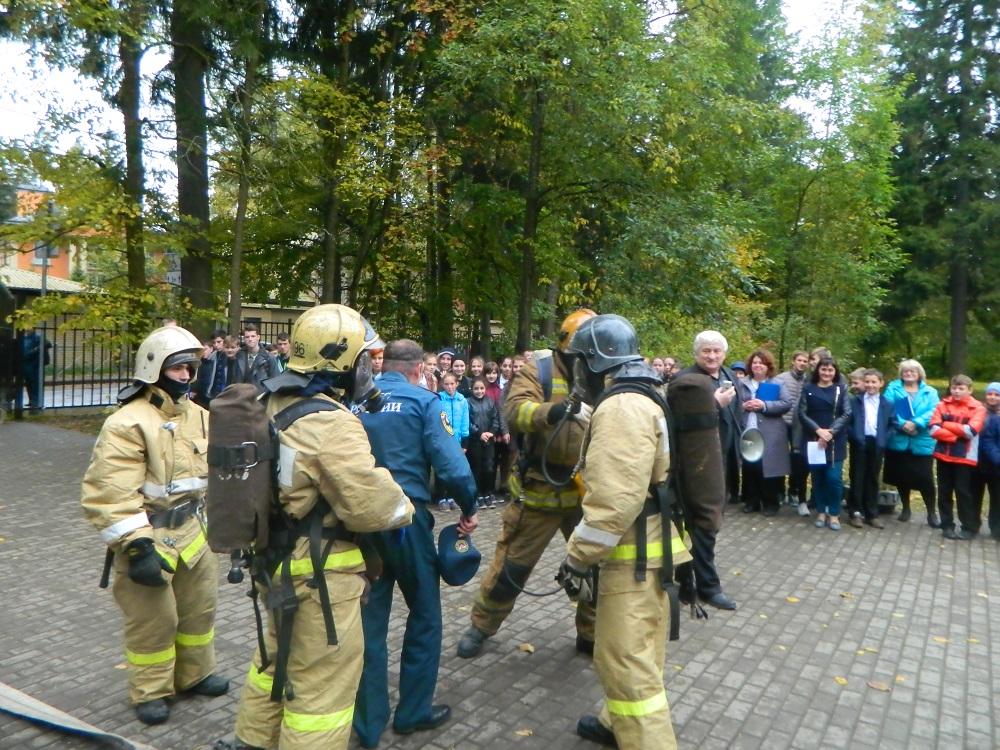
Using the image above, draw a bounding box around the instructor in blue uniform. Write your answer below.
[354,338,479,749]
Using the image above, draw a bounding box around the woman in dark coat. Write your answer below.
[798,357,853,530]
[737,349,792,516]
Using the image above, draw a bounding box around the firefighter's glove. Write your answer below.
[126,538,175,587]
[572,403,593,428]
[556,556,593,603]
[547,398,582,425]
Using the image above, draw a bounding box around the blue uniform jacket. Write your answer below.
[361,371,477,516]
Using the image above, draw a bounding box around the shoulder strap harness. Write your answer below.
[590,381,696,640]
[249,397,347,703]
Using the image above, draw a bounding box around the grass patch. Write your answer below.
[36,410,111,436]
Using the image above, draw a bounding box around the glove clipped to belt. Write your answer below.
[556,555,593,603]
[126,538,175,587]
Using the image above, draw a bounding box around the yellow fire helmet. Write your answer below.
[287,304,386,374]
[557,308,597,351]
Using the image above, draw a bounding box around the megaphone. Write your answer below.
[739,427,765,462]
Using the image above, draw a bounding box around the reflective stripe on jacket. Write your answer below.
[81,387,210,565]
[567,390,691,571]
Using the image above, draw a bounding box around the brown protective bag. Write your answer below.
[666,373,726,532]
[206,383,275,551]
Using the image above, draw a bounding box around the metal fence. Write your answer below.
[2,316,299,415]
[2,316,134,414]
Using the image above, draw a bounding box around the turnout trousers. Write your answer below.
[112,541,218,704]
[234,570,366,750]
[593,564,677,750]
[471,499,596,641]
[354,505,441,745]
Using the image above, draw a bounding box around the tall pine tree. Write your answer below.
[888,0,1000,374]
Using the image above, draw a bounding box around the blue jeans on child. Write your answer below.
[810,461,844,515]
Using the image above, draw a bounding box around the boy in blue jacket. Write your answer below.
[846,369,898,529]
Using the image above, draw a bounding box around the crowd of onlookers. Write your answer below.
[191,325,999,543]
[709,344,1000,542]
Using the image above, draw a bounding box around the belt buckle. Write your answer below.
[167,502,189,528]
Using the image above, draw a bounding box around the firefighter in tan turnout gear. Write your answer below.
[559,314,692,750]
[81,325,229,725]
[457,309,598,659]
[220,304,414,750]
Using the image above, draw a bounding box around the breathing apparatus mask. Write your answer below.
[345,350,385,413]
[571,355,606,406]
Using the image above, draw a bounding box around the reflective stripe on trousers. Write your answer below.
[247,666,355,735]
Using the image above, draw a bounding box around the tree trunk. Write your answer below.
[479,308,492,361]
[118,8,146,304]
[948,247,968,376]
[540,278,558,340]
[228,0,265,333]
[516,86,545,352]
[319,0,353,305]
[172,0,214,326]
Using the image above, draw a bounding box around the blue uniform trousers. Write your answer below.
[354,503,441,745]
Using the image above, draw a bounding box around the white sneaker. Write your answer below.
[438,500,449,511]
[798,502,810,517]
[448,499,460,511]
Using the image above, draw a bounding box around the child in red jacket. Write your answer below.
[929,374,986,539]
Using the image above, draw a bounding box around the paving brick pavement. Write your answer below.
[2,420,999,750]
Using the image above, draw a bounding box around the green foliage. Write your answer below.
[0,0,915,363]
[883,0,1000,375]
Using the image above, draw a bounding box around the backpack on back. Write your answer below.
[206,383,343,702]
[207,384,276,552]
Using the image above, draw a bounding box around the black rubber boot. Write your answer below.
[456,625,488,658]
[186,674,230,696]
[576,715,618,747]
[135,698,169,725]
[575,635,595,655]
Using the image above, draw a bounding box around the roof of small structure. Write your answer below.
[0,267,87,293]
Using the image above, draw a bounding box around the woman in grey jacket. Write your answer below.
[737,350,793,516]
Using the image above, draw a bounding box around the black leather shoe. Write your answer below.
[897,508,911,522]
[393,704,451,735]
[955,530,976,540]
[741,505,758,513]
[457,625,488,659]
[135,698,169,725]
[576,715,618,747]
[700,592,737,610]
[942,527,959,540]
[576,635,595,655]
[928,514,942,529]
[762,508,777,517]
[186,674,230,696]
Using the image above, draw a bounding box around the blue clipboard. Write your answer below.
[756,382,780,401]
[894,397,914,421]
